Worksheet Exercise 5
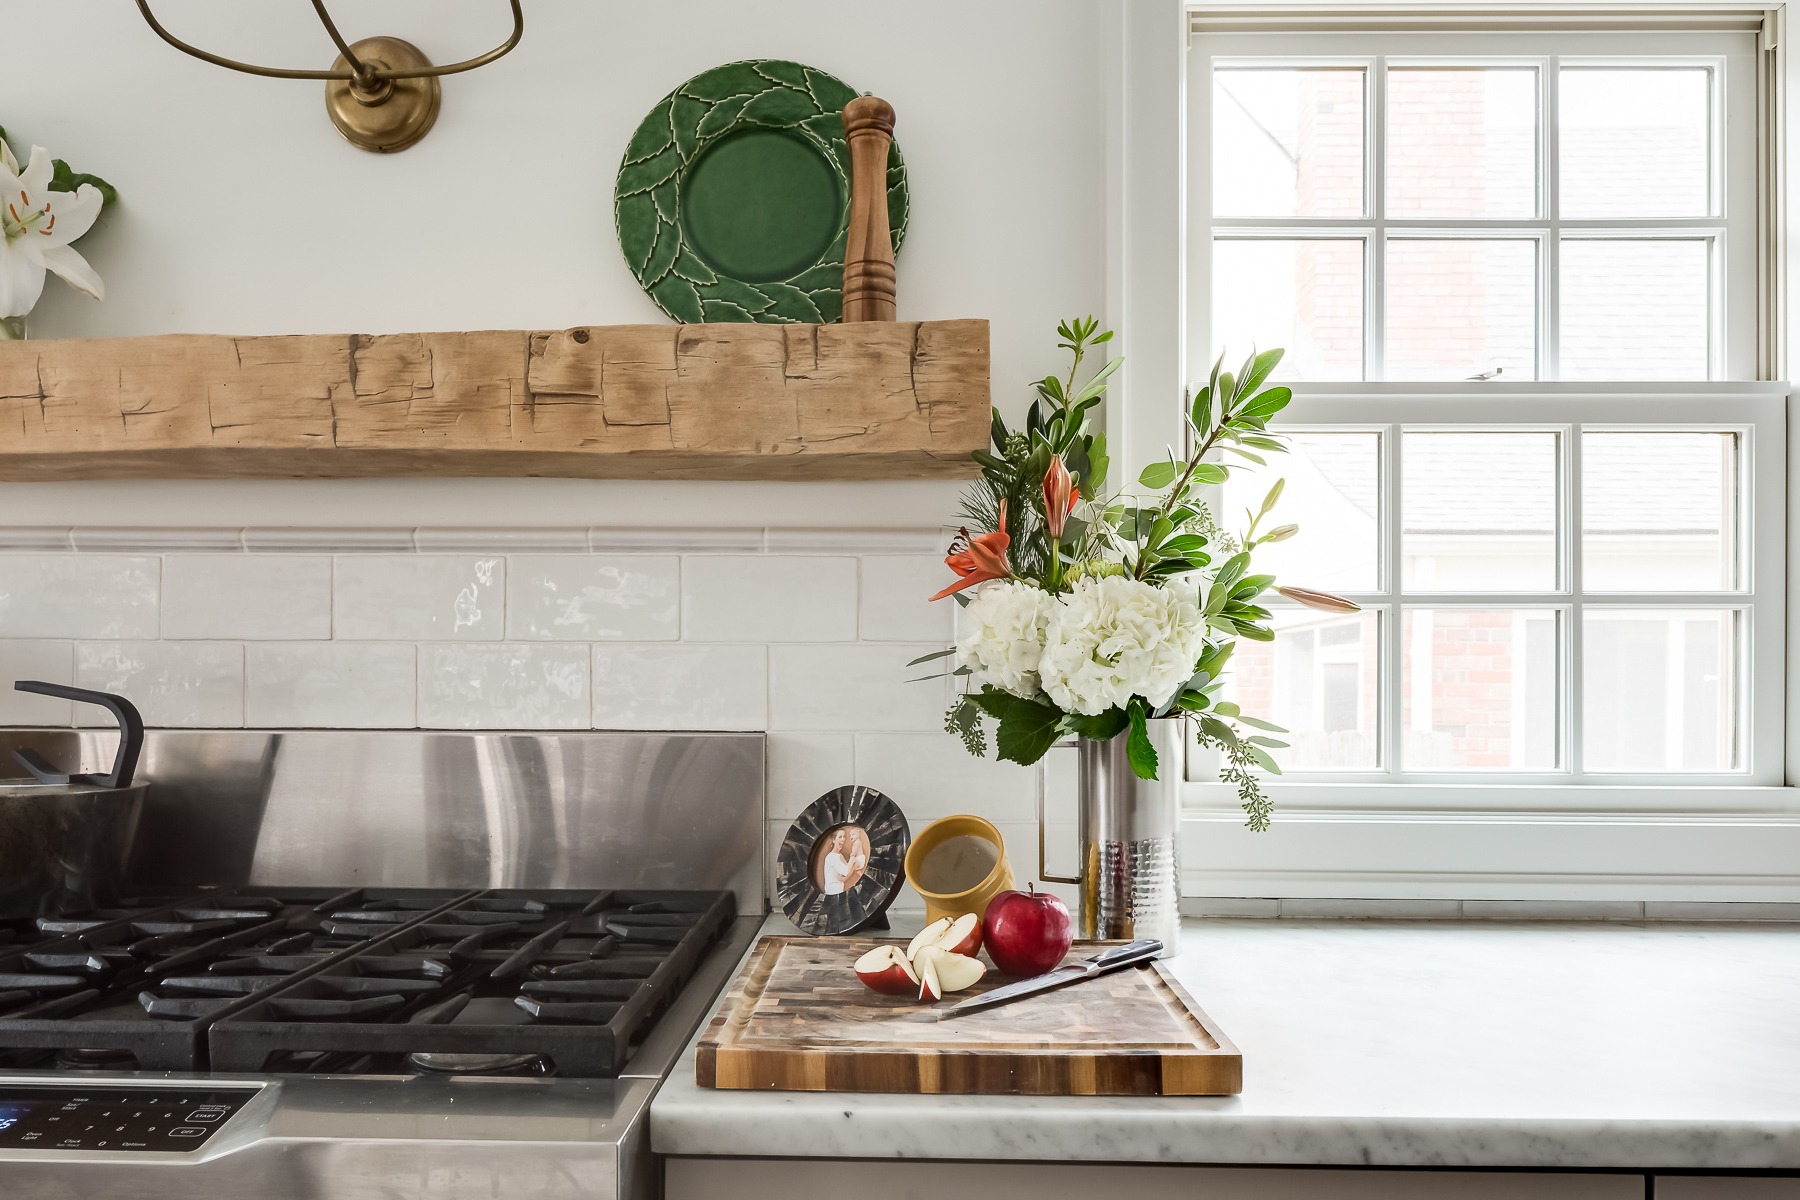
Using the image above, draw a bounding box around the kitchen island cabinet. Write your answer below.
[1657,1183,1800,1199]
[669,1161,1647,1199]
[654,918,1800,1181]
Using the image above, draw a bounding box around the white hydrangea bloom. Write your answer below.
[1038,575,1208,715]
[953,580,1053,698]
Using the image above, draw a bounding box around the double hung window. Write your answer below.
[1186,20,1783,794]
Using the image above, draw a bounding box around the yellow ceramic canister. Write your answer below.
[903,815,1015,925]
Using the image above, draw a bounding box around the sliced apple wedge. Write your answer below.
[914,944,986,995]
[905,917,954,961]
[933,912,982,958]
[916,948,943,1002]
[854,944,920,995]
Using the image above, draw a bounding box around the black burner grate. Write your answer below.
[0,888,485,1071]
[206,889,736,1078]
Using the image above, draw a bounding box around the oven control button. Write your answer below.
[186,1108,227,1122]
[167,1127,206,1138]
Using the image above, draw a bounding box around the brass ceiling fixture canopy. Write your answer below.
[134,0,523,153]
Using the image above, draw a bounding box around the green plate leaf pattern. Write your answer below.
[615,59,909,324]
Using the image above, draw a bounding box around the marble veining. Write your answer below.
[652,917,1800,1169]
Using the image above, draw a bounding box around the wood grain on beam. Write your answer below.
[0,320,988,481]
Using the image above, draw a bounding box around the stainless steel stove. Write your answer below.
[0,729,766,1200]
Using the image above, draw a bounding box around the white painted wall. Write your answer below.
[0,0,1106,527]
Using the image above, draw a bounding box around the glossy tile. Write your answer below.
[0,556,159,639]
[75,641,243,727]
[335,556,504,640]
[507,556,679,641]
[418,643,589,729]
[163,555,331,640]
[246,642,416,728]
[0,641,75,724]
[860,556,955,642]
[590,644,766,730]
[682,556,857,642]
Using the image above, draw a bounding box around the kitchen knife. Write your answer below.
[938,938,1163,1017]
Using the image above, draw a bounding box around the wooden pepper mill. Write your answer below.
[841,93,897,322]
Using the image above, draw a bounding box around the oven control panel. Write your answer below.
[0,1085,259,1152]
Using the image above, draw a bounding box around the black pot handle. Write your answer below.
[10,682,145,789]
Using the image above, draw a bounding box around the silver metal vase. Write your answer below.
[1041,717,1184,958]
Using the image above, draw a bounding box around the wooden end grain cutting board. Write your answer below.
[695,936,1241,1096]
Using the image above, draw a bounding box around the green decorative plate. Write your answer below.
[615,59,909,324]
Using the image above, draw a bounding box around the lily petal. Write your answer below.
[0,138,16,177]
[35,183,103,248]
[0,238,48,318]
[16,146,53,205]
[38,242,103,301]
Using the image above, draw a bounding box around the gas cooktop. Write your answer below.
[0,885,736,1089]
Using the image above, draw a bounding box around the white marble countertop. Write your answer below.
[651,916,1800,1170]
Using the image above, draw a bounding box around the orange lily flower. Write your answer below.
[930,503,1013,601]
[1042,457,1078,540]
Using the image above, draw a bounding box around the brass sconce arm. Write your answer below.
[134,1,524,152]
[133,0,523,83]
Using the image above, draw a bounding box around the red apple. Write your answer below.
[981,884,1073,977]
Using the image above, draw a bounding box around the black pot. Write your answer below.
[1,681,147,918]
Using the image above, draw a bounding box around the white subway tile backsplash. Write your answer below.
[0,641,75,724]
[246,643,416,728]
[72,528,242,552]
[854,732,1037,821]
[418,643,589,729]
[589,528,764,554]
[765,528,944,555]
[859,556,954,642]
[767,732,855,820]
[76,641,244,727]
[0,529,73,551]
[0,556,160,639]
[336,556,503,640]
[243,528,416,553]
[508,557,679,642]
[682,557,856,642]
[163,556,332,640]
[591,644,765,730]
[769,644,947,731]
[414,528,589,553]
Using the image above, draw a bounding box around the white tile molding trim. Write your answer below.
[0,527,949,555]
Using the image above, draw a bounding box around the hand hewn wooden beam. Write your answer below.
[0,320,988,481]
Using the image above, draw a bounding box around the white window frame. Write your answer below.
[1100,1,1800,901]
[1198,32,1760,381]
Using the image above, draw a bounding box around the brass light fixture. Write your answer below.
[135,0,524,153]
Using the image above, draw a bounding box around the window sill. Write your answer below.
[1179,782,1800,902]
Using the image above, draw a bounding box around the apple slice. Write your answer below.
[854,945,920,996]
[914,944,986,994]
[933,912,982,959]
[917,949,943,1002]
[905,917,954,962]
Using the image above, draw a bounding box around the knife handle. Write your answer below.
[1089,939,1162,969]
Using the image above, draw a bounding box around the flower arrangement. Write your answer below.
[919,319,1356,830]
[0,126,116,341]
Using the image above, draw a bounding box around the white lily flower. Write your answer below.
[0,141,105,319]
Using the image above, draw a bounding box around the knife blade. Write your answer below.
[938,938,1163,1017]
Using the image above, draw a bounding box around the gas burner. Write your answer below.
[53,1047,136,1070]
[407,1050,545,1075]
